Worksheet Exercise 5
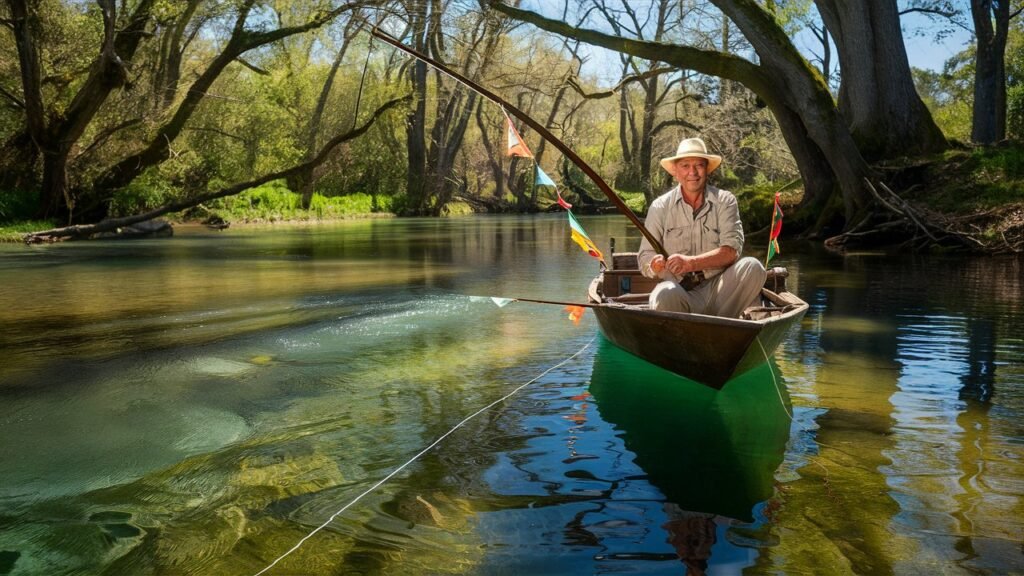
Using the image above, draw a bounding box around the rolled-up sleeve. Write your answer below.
[717,191,744,255]
[637,197,666,279]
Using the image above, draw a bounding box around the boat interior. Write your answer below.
[597,252,804,320]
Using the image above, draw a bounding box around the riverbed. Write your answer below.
[0,216,1021,574]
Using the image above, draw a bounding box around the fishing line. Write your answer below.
[757,336,793,420]
[252,336,597,576]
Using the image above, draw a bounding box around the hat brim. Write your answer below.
[660,153,722,175]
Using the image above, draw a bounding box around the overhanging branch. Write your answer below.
[24,94,409,242]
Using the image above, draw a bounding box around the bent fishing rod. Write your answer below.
[370,27,668,259]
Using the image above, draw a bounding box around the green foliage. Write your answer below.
[1008,84,1024,139]
[0,189,41,223]
[207,181,393,221]
[913,59,973,142]
[616,190,647,213]
[109,168,180,217]
[735,179,783,232]
[920,147,1024,213]
[441,201,474,216]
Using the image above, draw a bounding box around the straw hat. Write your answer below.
[659,138,722,174]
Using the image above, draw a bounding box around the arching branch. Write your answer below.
[24,94,409,242]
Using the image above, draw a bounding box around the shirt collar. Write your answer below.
[672,184,719,212]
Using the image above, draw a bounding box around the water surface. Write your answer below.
[0,217,1021,575]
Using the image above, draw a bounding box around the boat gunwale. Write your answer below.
[586,275,808,329]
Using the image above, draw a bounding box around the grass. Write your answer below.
[902,145,1024,214]
[203,182,394,222]
[0,220,58,243]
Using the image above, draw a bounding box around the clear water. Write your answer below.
[0,216,1021,575]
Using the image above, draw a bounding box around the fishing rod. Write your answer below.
[370,27,668,258]
[500,296,603,309]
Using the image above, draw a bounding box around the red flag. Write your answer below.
[556,191,573,210]
[766,192,783,263]
[504,110,533,158]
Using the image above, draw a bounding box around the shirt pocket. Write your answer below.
[698,215,721,252]
[664,225,693,254]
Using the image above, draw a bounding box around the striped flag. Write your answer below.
[504,110,533,158]
[536,165,573,209]
[766,192,783,264]
[567,210,605,265]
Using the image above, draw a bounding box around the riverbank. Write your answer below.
[3,145,1022,250]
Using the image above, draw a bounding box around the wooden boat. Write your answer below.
[587,252,808,389]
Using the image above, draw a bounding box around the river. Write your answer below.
[0,216,1021,575]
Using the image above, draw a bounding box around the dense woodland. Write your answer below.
[0,1,1022,250]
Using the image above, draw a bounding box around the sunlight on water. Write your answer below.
[0,220,1021,575]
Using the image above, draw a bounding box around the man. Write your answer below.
[638,137,766,318]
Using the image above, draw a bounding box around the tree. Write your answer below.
[970,0,1018,143]
[818,0,948,158]
[592,0,676,202]
[4,0,156,221]
[398,0,516,215]
[2,0,366,223]
[490,0,949,233]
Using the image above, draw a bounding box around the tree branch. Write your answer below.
[566,65,677,99]
[488,2,772,94]
[25,94,410,242]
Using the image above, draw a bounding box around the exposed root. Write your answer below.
[825,179,1023,254]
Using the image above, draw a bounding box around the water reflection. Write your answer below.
[589,341,790,523]
[0,221,1022,575]
[770,250,1024,574]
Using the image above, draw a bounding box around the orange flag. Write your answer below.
[564,305,586,325]
[504,110,533,158]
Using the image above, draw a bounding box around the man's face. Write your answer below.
[672,157,708,197]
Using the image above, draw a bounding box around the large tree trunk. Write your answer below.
[970,0,1009,144]
[5,0,154,219]
[476,103,505,202]
[718,0,873,221]
[491,0,948,229]
[403,1,430,215]
[816,0,947,158]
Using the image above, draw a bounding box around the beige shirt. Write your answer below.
[637,184,745,280]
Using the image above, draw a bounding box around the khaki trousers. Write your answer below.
[649,257,766,318]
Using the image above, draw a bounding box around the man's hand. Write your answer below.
[666,254,694,275]
[650,254,666,274]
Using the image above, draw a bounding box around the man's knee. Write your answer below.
[649,281,690,312]
[734,257,767,286]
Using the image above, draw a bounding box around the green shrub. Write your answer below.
[206,181,394,221]
[1008,84,1024,140]
[442,201,474,216]
[110,169,179,217]
[0,188,40,223]
[616,190,647,213]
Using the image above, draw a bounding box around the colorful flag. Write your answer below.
[535,165,556,187]
[536,166,573,209]
[766,192,783,264]
[564,305,586,325]
[504,110,533,158]
[567,210,605,265]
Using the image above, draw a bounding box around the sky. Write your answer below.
[902,15,974,72]
[535,2,976,86]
